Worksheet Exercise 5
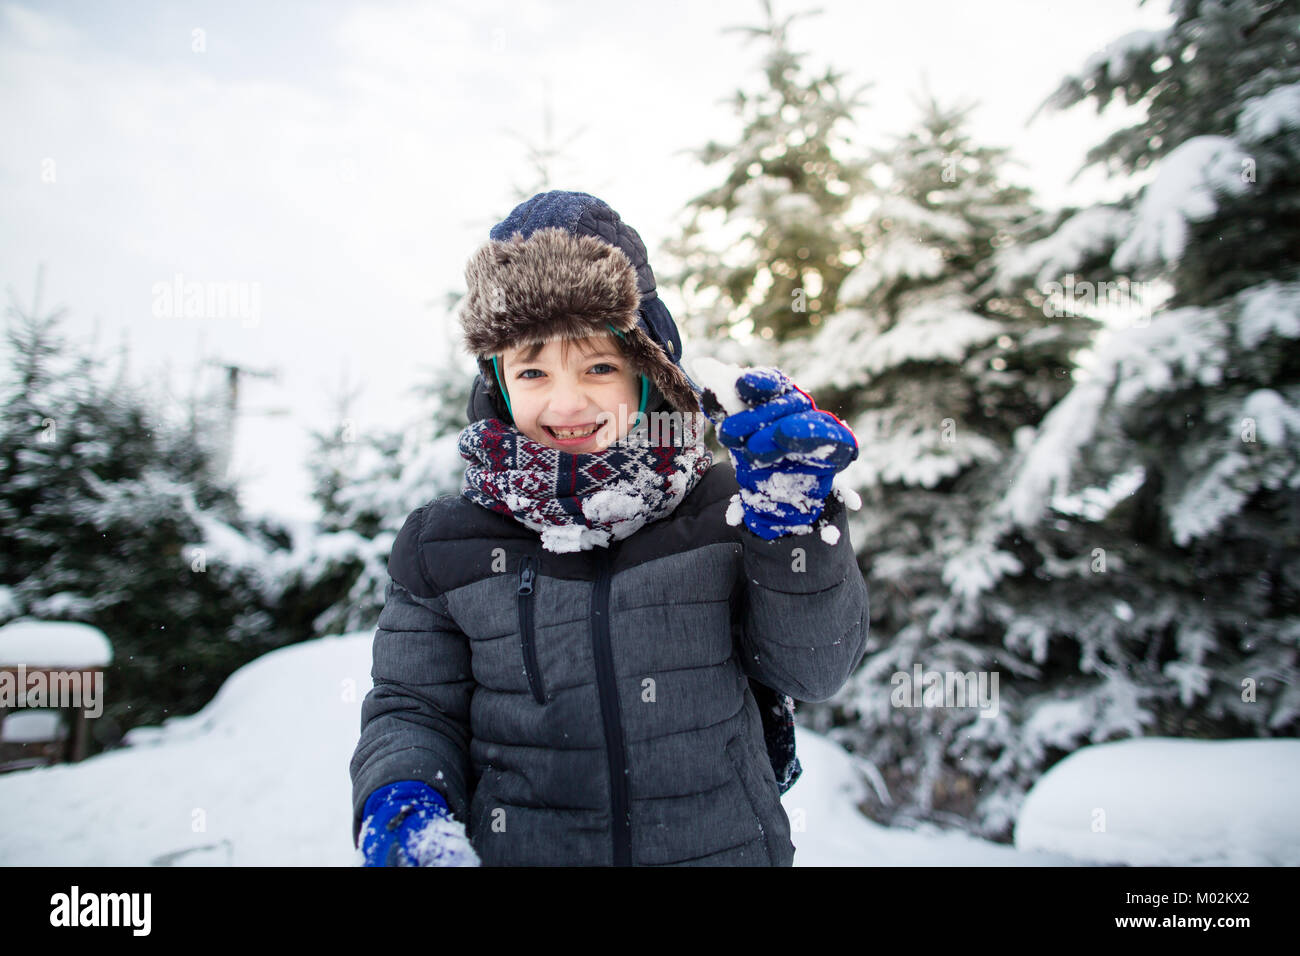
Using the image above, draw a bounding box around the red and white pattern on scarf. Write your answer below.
[458,414,714,553]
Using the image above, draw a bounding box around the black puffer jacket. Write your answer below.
[349,425,871,866]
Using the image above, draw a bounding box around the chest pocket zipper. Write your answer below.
[517,556,547,705]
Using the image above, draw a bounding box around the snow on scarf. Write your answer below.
[458,414,714,553]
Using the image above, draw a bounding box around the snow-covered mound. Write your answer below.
[1014,737,1300,866]
[0,631,1079,866]
[785,730,1075,866]
[0,632,370,866]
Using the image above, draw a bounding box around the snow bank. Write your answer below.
[0,631,1073,866]
[0,633,371,866]
[785,730,1074,866]
[1015,737,1300,865]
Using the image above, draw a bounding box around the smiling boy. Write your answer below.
[351,189,867,867]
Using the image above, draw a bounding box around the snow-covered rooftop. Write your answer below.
[0,619,113,668]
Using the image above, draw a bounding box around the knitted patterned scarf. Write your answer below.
[458,414,714,553]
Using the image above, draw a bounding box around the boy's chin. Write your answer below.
[548,437,612,453]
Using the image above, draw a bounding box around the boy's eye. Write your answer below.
[516,363,617,379]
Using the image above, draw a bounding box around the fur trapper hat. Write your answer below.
[459,190,703,424]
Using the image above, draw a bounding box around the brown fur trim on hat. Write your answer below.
[460,228,640,357]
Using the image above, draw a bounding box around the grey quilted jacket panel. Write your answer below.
[349,460,869,866]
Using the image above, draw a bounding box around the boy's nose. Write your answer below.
[548,380,592,418]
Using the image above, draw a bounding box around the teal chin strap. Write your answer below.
[490,326,649,424]
[490,354,514,422]
[606,325,650,416]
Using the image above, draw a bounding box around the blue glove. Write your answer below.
[705,368,858,540]
[359,780,479,867]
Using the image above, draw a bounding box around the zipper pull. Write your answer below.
[518,560,534,595]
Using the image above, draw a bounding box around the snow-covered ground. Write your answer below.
[0,633,1292,866]
[1015,736,1300,866]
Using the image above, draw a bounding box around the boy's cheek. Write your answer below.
[595,410,619,441]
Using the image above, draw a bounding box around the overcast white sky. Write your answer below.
[0,0,1172,522]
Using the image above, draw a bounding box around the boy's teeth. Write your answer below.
[551,424,598,438]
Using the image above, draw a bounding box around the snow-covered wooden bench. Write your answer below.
[0,619,113,772]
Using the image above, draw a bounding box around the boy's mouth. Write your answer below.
[544,423,600,441]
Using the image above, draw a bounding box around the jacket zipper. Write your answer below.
[517,556,546,705]
[590,543,631,866]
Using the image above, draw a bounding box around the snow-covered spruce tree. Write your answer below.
[780,94,1095,831]
[414,291,478,439]
[659,0,873,355]
[0,279,299,739]
[882,0,1300,840]
[300,308,471,636]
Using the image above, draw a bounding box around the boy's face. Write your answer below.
[499,331,642,453]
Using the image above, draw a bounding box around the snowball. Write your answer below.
[831,476,862,511]
[408,814,481,867]
[685,357,749,416]
[725,494,744,528]
[540,524,610,554]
